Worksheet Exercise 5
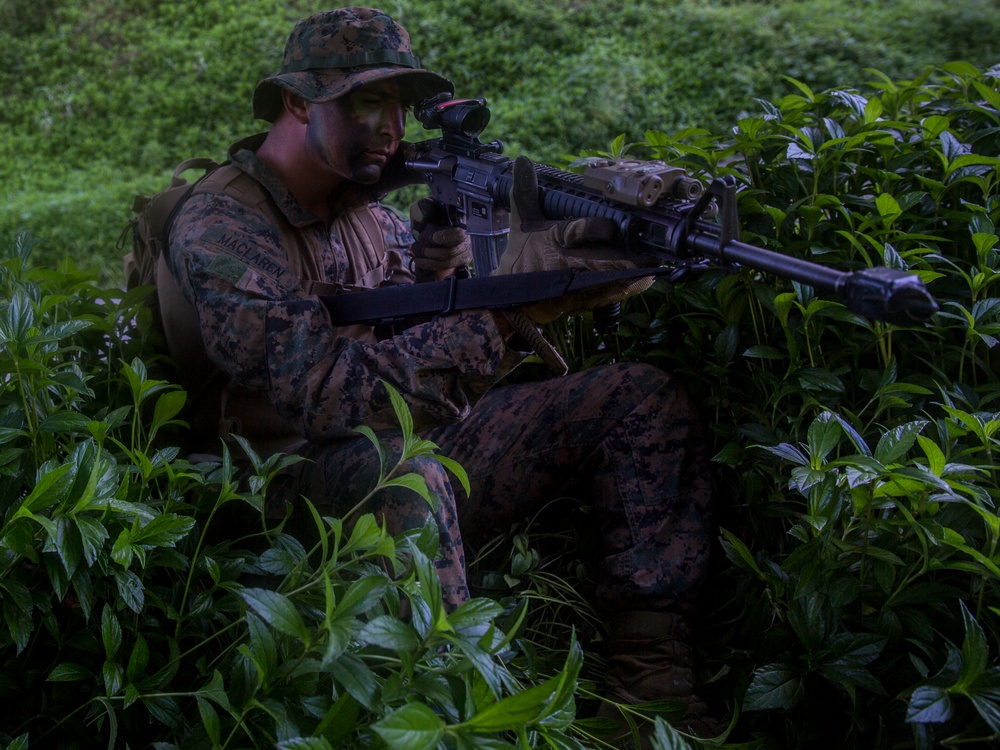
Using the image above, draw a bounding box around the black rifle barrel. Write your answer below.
[485,163,938,325]
[687,231,940,326]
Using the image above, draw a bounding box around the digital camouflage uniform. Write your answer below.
[163,138,711,611]
[161,7,712,617]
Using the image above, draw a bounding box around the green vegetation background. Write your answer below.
[2,0,998,278]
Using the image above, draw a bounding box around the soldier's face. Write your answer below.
[305,80,405,185]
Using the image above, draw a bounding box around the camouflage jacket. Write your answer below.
[162,134,522,455]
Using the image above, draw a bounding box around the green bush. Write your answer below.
[566,61,1000,747]
[0,235,592,749]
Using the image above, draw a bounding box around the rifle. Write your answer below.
[322,94,938,330]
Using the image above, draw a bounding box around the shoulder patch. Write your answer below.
[206,254,250,284]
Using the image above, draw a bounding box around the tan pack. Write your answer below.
[121,157,220,334]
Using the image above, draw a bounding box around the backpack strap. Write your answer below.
[123,158,221,293]
[158,158,223,264]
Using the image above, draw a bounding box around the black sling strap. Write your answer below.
[319,266,689,326]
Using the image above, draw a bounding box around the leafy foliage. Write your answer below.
[0,238,587,748]
[552,61,1000,747]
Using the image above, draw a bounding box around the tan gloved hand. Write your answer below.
[494,155,656,323]
[409,198,472,281]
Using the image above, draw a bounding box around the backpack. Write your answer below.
[121,157,220,334]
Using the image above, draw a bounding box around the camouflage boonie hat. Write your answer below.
[252,7,453,122]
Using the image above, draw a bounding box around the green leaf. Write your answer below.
[256,546,301,576]
[826,632,886,667]
[650,717,695,750]
[129,513,196,548]
[360,615,421,653]
[947,154,1000,175]
[743,345,787,360]
[111,529,136,569]
[797,367,845,394]
[240,588,310,642]
[921,115,951,139]
[143,693,182,729]
[807,411,842,464]
[940,532,1000,579]
[756,442,809,466]
[861,546,905,565]
[75,515,109,566]
[958,600,989,690]
[969,687,1000,734]
[875,421,927,465]
[0,582,32,646]
[0,427,27,445]
[383,381,414,443]
[334,575,391,620]
[461,636,582,731]
[15,463,73,515]
[876,193,901,227]
[863,96,883,125]
[434,454,471,496]
[372,702,445,750]
[329,653,379,711]
[126,634,150,682]
[383,473,432,505]
[314,693,360,745]
[51,514,83,578]
[38,410,92,434]
[47,662,92,682]
[342,513,383,554]
[125,684,145,713]
[719,527,766,580]
[277,740,335,750]
[449,598,504,634]
[462,679,557,732]
[152,389,187,430]
[103,659,124,696]
[199,670,232,712]
[111,567,146,614]
[70,567,96,621]
[102,604,122,660]
[538,635,583,724]
[409,544,446,635]
[196,696,221,747]
[917,435,946,476]
[906,685,952,724]
[744,664,804,711]
[828,413,872,457]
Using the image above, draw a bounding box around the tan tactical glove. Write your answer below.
[494,155,656,324]
[409,198,472,281]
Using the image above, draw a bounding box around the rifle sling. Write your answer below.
[319,267,677,326]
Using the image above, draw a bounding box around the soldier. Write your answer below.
[157,6,716,742]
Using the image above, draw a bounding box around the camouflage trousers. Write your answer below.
[273,362,712,612]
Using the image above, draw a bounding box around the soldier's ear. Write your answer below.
[281,90,311,124]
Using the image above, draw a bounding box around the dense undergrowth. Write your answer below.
[573,61,1000,748]
[2,61,1000,749]
[2,0,998,276]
